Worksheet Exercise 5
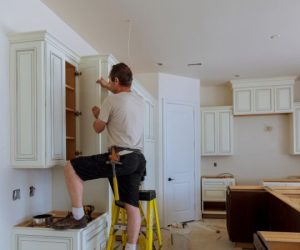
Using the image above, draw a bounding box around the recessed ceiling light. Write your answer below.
[187,62,202,66]
[234,74,240,78]
[270,34,280,39]
[156,62,163,66]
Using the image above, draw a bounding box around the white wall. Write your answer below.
[200,81,300,184]
[136,73,201,224]
[0,26,53,250]
[0,1,96,249]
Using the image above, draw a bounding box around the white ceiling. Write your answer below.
[41,0,300,85]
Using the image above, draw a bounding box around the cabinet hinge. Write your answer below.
[75,151,82,156]
[75,71,82,76]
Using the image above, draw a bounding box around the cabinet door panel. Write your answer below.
[295,107,300,154]
[275,86,293,112]
[255,88,273,113]
[218,111,232,154]
[202,111,216,154]
[10,42,44,167]
[234,89,252,114]
[203,189,226,201]
[46,44,66,166]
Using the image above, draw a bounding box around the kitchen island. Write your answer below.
[226,185,300,248]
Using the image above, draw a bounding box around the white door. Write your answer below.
[163,100,196,225]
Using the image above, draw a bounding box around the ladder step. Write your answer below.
[113,223,160,233]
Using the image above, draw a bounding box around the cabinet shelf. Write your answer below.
[65,62,76,161]
[66,107,75,112]
[65,84,75,91]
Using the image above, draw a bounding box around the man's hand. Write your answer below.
[96,77,110,89]
[92,106,100,119]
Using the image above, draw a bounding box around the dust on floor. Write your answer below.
[161,219,245,250]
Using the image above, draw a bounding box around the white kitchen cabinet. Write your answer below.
[201,177,235,217]
[231,76,295,115]
[12,212,107,250]
[290,102,300,155]
[9,31,80,168]
[201,106,233,156]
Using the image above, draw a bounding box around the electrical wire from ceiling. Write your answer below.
[126,19,132,66]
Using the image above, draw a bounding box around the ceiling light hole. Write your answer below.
[270,34,280,39]
[156,62,163,66]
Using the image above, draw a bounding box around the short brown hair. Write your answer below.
[109,63,133,87]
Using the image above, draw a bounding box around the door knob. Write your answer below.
[168,178,175,181]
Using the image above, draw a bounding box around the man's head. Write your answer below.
[109,63,133,87]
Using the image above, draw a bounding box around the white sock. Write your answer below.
[72,207,84,220]
[125,243,136,250]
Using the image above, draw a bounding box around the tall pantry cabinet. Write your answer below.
[9,31,80,168]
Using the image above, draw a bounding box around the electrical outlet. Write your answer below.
[12,189,20,200]
[29,186,36,197]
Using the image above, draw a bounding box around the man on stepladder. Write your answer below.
[54,63,146,250]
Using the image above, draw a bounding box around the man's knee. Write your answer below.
[64,161,75,176]
[125,203,140,215]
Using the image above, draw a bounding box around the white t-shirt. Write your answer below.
[99,90,145,150]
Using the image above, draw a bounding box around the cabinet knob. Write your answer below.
[168,177,175,181]
[74,111,82,116]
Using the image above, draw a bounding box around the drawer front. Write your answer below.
[202,178,235,188]
[203,189,226,201]
[14,235,73,250]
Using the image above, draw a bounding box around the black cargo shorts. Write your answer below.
[70,150,146,207]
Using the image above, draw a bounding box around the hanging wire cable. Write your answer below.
[127,19,132,65]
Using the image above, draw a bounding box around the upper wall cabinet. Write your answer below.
[9,31,80,168]
[201,106,233,156]
[230,77,296,115]
[290,103,300,155]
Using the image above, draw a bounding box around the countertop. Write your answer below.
[262,178,300,183]
[265,186,300,213]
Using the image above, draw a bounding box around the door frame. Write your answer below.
[158,98,201,226]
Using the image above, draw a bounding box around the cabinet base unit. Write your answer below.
[201,176,235,218]
[12,211,107,250]
[226,186,269,244]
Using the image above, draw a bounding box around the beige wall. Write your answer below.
[200,81,300,185]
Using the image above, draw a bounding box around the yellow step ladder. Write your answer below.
[106,147,162,250]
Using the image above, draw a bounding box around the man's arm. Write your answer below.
[92,106,106,133]
[96,77,114,92]
[93,119,106,134]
